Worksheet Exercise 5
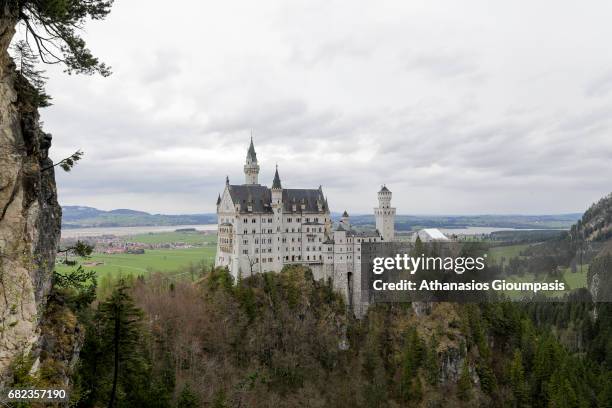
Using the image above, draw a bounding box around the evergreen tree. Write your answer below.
[7,0,113,75]
[177,384,199,408]
[457,361,472,401]
[96,280,146,408]
[510,350,530,407]
[11,40,51,107]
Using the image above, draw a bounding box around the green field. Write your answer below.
[500,265,589,300]
[127,231,217,245]
[56,231,218,280]
[56,247,216,279]
[488,244,529,262]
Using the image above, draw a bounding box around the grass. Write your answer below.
[488,244,529,262]
[55,247,216,280]
[127,231,217,245]
[500,265,589,299]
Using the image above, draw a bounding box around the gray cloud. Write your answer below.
[28,0,612,215]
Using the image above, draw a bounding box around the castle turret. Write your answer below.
[271,165,283,270]
[341,210,350,229]
[271,165,282,204]
[244,136,260,185]
[375,185,395,241]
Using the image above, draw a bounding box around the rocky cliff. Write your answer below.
[0,13,62,382]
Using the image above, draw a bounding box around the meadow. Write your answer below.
[55,231,217,280]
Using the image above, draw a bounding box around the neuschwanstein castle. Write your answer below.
[215,138,396,313]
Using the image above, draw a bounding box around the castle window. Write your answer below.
[252,219,256,223]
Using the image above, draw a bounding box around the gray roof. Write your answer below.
[227,185,327,214]
[379,185,390,193]
[347,229,380,238]
[247,137,257,161]
[272,167,282,189]
[342,210,349,217]
[282,188,326,213]
[228,185,272,213]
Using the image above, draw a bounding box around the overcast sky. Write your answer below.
[21,0,612,214]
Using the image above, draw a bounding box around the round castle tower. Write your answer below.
[375,185,396,241]
[244,136,260,185]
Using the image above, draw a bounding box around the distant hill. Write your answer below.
[337,213,581,231]
[62,206,216,229]
[63,206,581,230]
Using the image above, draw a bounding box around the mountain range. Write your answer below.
[62,205,582,230]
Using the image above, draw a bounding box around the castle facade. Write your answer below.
[215,138,396,314]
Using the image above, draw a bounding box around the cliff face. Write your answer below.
[0,15,62,380]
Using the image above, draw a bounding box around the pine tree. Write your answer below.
[510,350,530,407]
[97,280,145,408]
[11,40,51,107]
[177,384,199,408]
[457,361,472,401]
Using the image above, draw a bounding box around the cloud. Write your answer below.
[30,0,612,215]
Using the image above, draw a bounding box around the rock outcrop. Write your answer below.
[0,12,62,381]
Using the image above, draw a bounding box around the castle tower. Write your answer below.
[244,136,260,185]
[271,165,283,270]
[271,165,282,204]
[375,185,395,241]
[340,210,350,229]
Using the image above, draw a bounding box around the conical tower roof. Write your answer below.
[247,136,257,161]
[272,165,282,189]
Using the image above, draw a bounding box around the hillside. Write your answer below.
[570,193,612,241]
[64,265,612,407]
[348,213,581,231]
[63,205,580,230]
[62,206,216,228]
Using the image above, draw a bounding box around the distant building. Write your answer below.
[415,228,449,242]
[214,138,397,314]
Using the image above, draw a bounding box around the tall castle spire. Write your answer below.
[272,164,282,189]
[244,135,260,185]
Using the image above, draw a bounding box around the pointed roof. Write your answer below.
[247,136,257,161]
[272,165,282,189]
[216,194,221,205]
[379,184,390,193]
[342,210,349,217]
